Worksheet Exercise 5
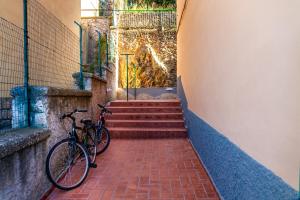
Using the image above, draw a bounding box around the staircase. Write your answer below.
[106,100,187,138]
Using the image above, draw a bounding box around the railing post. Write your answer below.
[133,64,136,100]
[126,55,129,101]
[74,21,84,90]
[96,30,102,77]
[23,0,30,127]
[120,54,134,101]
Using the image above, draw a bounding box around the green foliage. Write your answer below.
[98,0,109,16]
[128,0,176,9]
[89,35,108,75]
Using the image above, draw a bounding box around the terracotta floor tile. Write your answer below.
[46,139,219,200]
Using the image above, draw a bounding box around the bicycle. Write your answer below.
[94,104,112,155]
[45,109,97,190]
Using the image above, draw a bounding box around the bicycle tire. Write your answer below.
[96,127,110,155]
[46,138,90,190]
[85,129,97,164]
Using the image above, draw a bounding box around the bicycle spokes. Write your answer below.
[46,139,89,190]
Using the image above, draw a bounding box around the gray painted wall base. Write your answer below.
[177,77,298,200]
[184,110,298,200]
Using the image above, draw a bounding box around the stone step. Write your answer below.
[106,120,185,128]
[106,100,187,139]
[109,127,187,139]
[107,106,182,113]
[109,100,181,107]
[106,113,184,120]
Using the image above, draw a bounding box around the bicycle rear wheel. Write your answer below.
[96,127,110,155]
[46,138,89,190]
[85,129,97,164]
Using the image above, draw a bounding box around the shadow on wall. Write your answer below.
[177,76,188,111]
[176,76,299,200]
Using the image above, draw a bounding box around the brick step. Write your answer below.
[106,113,183,120]
[106,120,185,128]
[109,127,187,139]
[109,100,180,107]
[107,106,182,113]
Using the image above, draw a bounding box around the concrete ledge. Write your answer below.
[73,72,108,89]
[92,74,107,83]
[0,128,50,159]
[46,87,92,97]
[103,66,113,74]
[11,86,92,97]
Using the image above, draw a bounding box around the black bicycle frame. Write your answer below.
[95,111,105,141]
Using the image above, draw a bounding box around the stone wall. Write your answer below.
[81,12,177,90]
[0,129,50,200]
[0,74,115,200]
[81,17,111,69]
[1,88,92,200]
[118,12,176,29]
[116,28,177,88]
[113,11,177,88]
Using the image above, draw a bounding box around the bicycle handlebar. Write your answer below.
[60,108,88,121]
[97,104,112,114]
[77,109,88,113]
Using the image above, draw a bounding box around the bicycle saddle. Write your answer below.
[80,119,92,125]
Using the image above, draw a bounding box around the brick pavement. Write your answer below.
[47,139,219,200]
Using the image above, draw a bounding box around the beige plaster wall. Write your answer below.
[177,0,300,190]
[0,0,81,95]
[39,0,80,35]
[0,0,80,34]
[0,0,23,27]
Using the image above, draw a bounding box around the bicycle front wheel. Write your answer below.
[46,138,90,190]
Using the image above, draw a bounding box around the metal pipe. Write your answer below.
[23,0,30,126]
[96,30,102,77]
[126,55,129,101]
[74,21,84,90]
[134,64,136,100]
[120,54,134,101]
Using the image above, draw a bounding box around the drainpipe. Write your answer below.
[23,0,30,126]
[74,21,84,90]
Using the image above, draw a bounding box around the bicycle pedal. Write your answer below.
[89,163,97,168]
